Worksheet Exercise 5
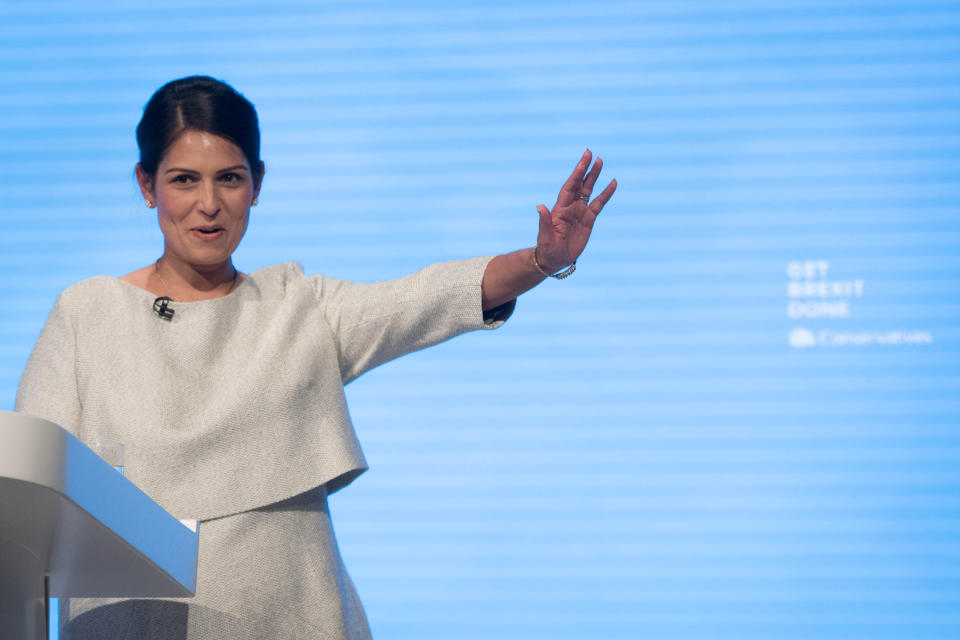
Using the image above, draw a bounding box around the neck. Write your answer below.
[154,256,240,301]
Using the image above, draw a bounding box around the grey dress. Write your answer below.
[15,257,512,639]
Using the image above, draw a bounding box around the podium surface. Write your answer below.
[0,411,198,638]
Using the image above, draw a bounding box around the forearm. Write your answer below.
[481,247,549,311]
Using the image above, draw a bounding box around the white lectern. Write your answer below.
[0,411,198,640]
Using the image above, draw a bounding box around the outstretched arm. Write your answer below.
[481,149,617,310]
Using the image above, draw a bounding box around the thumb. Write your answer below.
[537,204,552,233]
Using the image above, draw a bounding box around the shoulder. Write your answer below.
[29,275,128,338]
[243,262,310,293]
[55,275,131,307]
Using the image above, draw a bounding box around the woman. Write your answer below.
[16,75,616,639]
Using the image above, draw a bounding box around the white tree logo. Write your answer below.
[789,327,817,349]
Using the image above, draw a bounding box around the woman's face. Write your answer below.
[137,130,262,271]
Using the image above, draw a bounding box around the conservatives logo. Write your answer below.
[789,327,933,349]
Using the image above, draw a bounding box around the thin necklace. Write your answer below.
[154,259,240,302]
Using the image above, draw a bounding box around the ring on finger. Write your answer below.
[579,194,590,204]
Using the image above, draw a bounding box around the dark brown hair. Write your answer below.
[136,75,261,177]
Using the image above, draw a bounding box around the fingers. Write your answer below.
[580,156,603,198]
[588,178,617,215]
[560,149,593,198]
[558,150,615,216]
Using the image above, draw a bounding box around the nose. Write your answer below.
[197,180,220,217]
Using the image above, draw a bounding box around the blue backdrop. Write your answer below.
[2,1,959,638]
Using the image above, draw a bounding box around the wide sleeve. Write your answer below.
[311,255,515,384]
[15,292,82,434]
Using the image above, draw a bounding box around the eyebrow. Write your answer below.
[164,165,248,174]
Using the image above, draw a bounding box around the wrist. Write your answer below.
[532,247,576,280]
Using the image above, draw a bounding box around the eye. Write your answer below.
[170,174,195,185]
[219,172,245,184]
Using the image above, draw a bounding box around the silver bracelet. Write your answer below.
[533,247,576,280]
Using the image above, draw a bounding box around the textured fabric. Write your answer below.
[15,257,514,640]
[59,487,371,640]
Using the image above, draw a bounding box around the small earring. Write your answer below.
[145,199,154,208]
[251,197,258,206]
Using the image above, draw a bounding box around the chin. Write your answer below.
[195,254,235,268]
[177,249,234,269]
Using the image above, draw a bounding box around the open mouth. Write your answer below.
[192,226,225,240]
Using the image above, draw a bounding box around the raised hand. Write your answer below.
[535,149,617,273]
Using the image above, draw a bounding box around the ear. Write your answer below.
[252,161,266,204]
[135,164,156,205]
